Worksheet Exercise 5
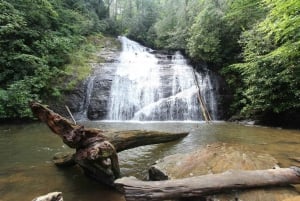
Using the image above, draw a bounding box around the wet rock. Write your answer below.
[87,72,115,120]
[149,143,298,201]
[46,81,87,118]
[49,38,121,119]
[84,48,119,120]
[64,81,87,112]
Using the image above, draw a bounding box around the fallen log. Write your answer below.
[115,167,300,201]
[30,102,188,186]
[104,130,188,152]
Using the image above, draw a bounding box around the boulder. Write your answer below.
[87,75,114,120]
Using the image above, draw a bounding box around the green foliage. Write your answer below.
[0,65,60,119]
[153,0,191,50]
[111,0,159,46]
[0,0,111,119]
[225,0,300,117]
[187,0,226,63]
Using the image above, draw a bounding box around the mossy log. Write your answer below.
[115,167,300,201]
[30,102,188,186]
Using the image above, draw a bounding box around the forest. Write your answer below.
[0,0,299,126]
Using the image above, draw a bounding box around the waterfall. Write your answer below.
[107,36,218,121]
[75,76,96,120]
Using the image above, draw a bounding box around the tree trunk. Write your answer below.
[115,167,300,201]
[30,102,188,186]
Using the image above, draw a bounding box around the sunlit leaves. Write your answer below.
[260,0,300,44]
[227,0,300,116]
[187,0,226,63]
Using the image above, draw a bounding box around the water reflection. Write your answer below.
[0,122,300,200]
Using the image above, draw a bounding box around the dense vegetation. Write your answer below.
[1,0,299,125]
[111,0,300,124]
[0,0,113,119]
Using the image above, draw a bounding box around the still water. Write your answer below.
[1,121,300,200]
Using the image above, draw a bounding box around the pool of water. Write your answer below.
[0,121,300,200]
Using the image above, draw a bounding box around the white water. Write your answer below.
[74,76,96,120]
[107,36,218,121]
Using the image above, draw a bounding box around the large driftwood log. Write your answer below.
[115,167,300,201]
[30,102,188,185]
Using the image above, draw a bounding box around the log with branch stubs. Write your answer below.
[29,102,188,186]
[115,167,300,201]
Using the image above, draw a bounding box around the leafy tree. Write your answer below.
[111,0,159,46]
[227,0,300,117]
[0,0,111,119]
[222,0,266,63]
[154,0,189,50]
[187,0,226,64]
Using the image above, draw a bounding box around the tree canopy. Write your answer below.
[1,0,299,123]
[0,0,112,119]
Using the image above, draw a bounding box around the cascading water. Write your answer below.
[75,76,96,120]
[107,36,218,121]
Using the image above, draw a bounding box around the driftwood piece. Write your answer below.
[103,130,188,152]
[30,102,188,185]
[52,152,76,167]
[115,167,300,201]
[32,192,63,201]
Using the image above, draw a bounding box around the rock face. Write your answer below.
[53,37,232,121]
[149,143,298,201]
[64,81,87,112]
[47,38,121,119]
[46,80,87,119]
[87,63,118,120]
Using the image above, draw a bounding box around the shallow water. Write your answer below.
[0,121,300,200]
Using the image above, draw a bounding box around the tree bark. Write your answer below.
[30,102,188,186]
[115,167,300,201]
